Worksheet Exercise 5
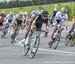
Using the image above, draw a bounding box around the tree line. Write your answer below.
[0,0,75,9]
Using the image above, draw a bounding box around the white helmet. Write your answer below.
[19,11,23,15]
[61,7,67,13]
[31,10,37,14]
[9,12,14,16]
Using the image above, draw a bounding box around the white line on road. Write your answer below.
[38,51,75,56]
[38,48,75,55]
[44,61,75,64]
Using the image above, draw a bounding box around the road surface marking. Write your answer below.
[44,61,75,64]
[38,48,75,55]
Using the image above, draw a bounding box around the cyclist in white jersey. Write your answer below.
[48,7,68,44]
[6,12,15,24]
[2,12,15,32]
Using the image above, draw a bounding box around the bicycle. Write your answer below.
[24,29,46,58]
[10,25,18,43]
[48,25,61,49]
[65,31,75,46]
[1,24,9,39]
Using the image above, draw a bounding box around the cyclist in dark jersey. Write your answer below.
[66,16,75,39]
[11,12,24,43]
[50,9,57,24]
[18,10,49,49]
[25,10,49,39]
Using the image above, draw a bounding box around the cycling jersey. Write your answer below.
[35,15,48,31]
[52,10,57,18]
[5,14,15,24]
[55,12,68,25]
[15,15,23,26]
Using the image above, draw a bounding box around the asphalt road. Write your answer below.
[0,22,75,64]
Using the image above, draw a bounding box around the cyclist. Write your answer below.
[0,12,15,39]
[66,16,75,40]
[48,7,68,45]
[1,12,15,33]
[19,10,49,55]
[49,8,57,24]
[25,10,49,39]
[0,11,6,27]
[5,12,15,24]
[22,11,28,29]
[11,12,24,43]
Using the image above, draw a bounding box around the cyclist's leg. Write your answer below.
[48,25,57,46]
[59,23,65,32]
[15,25,21,36]
[51,25,57,38]
[45,22,49,36]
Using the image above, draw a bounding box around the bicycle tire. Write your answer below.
[52,38,60,49]
[11,32,16,43]
[70,39,75,47]
[24,44,30,56]
[51,33,61,49]
[30,33,40,58]
[1,29,7,39]
[49,38,55,48]
[65,38,70,46]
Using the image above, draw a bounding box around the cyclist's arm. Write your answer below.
[30,20,36,32]
[30,16,39,32]
[45,19,50,32]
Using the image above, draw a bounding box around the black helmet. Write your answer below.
[41,10,49,15]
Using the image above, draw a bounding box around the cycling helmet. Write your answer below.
[41,10,49,15]
[31,10,37,18]
[9,12,14,16]
[61,7,67,13]
[41,10,49,17]
[19,11,23,16]
[31,10,37,14]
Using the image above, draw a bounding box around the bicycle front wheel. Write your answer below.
[52,38,60,49]
[30,33,40,58]
[65,36,71,46]
[24,44,30,56]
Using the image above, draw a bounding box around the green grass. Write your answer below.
[0,2,75,20]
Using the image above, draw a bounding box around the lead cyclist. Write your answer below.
[19,10,49,56]
[48,7,68,44]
